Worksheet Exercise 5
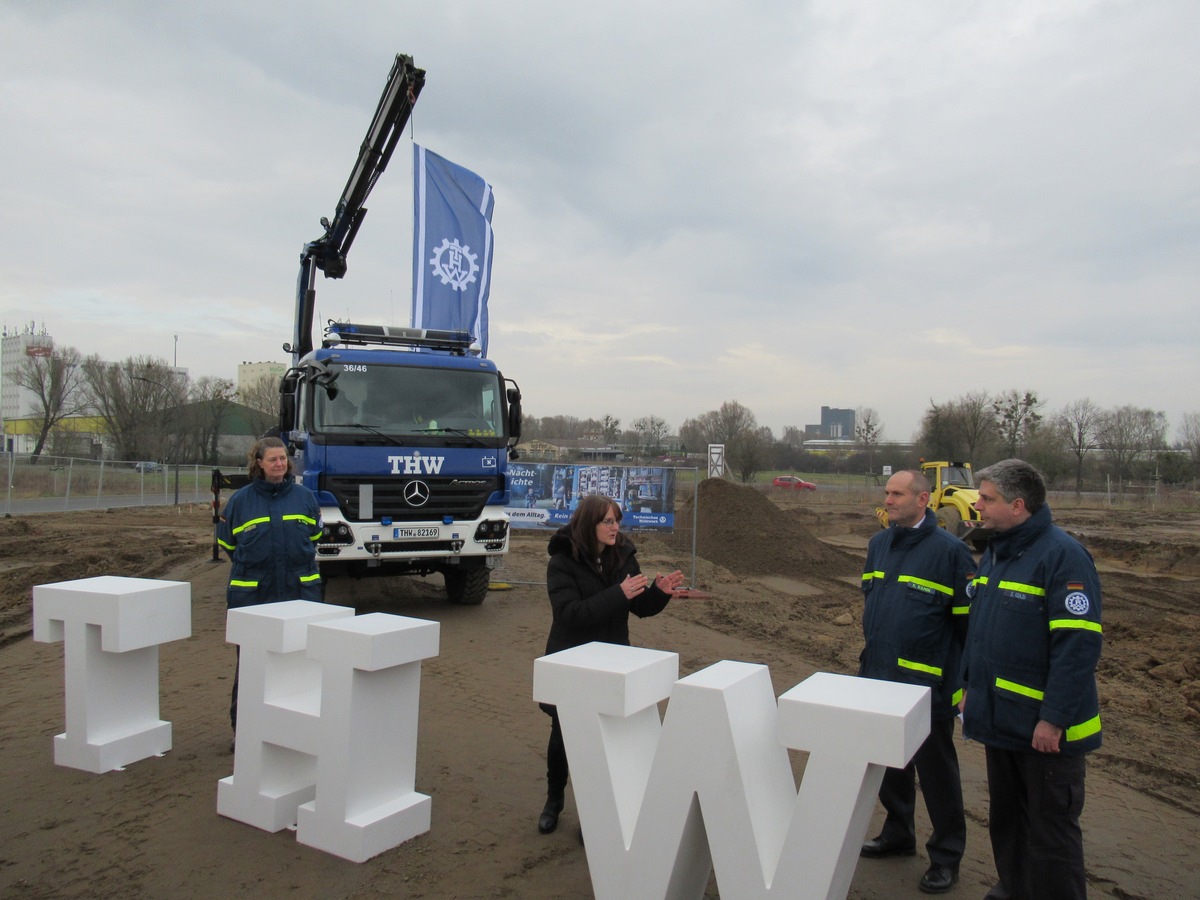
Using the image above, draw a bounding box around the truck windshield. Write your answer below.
[313,364,503,438]
[942,466,974,487]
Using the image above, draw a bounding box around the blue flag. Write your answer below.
[412,145,495,355]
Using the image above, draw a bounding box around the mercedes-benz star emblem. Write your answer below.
[403,480,431,507]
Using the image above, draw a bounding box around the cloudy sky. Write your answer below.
[3,1,1197,442]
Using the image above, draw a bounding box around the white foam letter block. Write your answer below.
[33,576,191,773]
[296,613,440,862]
[773,673,930,900]
[535,648,931,900]
[217,600,354,832]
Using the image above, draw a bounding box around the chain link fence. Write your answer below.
[2,454,216,514]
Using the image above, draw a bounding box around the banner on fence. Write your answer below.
[505,463,677,532]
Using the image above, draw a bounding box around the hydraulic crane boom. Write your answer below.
[287,53,426,364]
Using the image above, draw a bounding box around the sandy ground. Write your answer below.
[1,480,1198,899]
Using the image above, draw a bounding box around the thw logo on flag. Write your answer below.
[412,145,495,355]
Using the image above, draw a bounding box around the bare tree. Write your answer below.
[918,392,996,461]
[683,401,762,479]
[730,425,774,483]
[1096,405,1168,490]
[81,355,187,462]
[993,389,1044,458]
[239,373,280,438]
[1052,398,1103,496]
[600,414,621,443]
[631,415,669,458]
[855,406,884,473]
[1179,412,1200,479]
[185,377,238,465]
[13,345,86,462]
[780,426,805,448]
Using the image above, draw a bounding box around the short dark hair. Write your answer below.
[975,458,1046,513]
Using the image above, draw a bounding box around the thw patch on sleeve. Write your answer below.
[1064,591,1091,615]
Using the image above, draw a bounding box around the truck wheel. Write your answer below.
[444,564,490,605]
[936,506,962,535]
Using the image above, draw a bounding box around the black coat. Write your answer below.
[543,526,671,656]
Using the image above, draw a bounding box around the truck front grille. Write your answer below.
[321,475,503,522]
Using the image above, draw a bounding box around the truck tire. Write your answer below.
[444,563,490,605]
[936,506,962,535]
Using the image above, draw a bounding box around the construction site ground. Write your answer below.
[1,479,1197,899]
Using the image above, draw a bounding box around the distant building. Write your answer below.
[1,323,56,454]
[237,361,286,399]
[805,406,856,441]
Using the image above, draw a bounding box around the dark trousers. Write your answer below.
[544,706,568,800]
[985,746,1087,900]
[877,716,966,868]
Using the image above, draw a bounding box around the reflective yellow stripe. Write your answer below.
[218,538,235,551]
[995,677,1044,700]
[951,605,970,616]
[230,579,258,588]
[898,658,943,677]
[973,575,989,587]
[232,516,270,535]
[283,514,318,526]
[1066,715,1101,742]
[862,570,884,583]
[1049,618,1103,634]
[898,575,953,596]
[309,533,321,543]
[951,688,963,706]
[998,580,1045,596]
[299,573,321,583]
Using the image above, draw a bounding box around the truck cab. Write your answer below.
[283,326,521,604]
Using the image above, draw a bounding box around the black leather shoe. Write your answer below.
[860,836,917,858]
[537,797,564,834]
[918,863,958,894]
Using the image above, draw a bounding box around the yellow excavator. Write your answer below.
[875,460,992,550]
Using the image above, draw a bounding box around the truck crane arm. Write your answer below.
[286,53,426,363]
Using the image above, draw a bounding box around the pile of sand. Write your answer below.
[675,478,860,580]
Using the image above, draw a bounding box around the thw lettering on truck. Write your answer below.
[388,453,445,475]
[533,642,930,900]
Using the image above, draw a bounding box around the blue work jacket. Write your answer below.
[217,475,322,608]
[960,504,1103,755]
[860,509,974,721]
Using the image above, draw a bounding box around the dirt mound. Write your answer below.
[675,478,860,580]
[0,507,210,645]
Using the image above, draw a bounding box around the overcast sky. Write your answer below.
[3,1,1197,442]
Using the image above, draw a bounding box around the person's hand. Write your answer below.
[1032,719,1063,753]
[957,690,967,714]
[621,573,650,600]
[654,570,686,594]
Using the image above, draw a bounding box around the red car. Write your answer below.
[772,475,817,491]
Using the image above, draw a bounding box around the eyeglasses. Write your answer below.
[600,518,619,527]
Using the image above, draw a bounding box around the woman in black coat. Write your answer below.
[537,493,684,834]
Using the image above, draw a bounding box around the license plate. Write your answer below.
[393,526,439,539]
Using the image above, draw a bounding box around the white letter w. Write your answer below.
[533,643,929,900]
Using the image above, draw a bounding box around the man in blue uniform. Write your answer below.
[859,469,974,894]
[961,459,1102,900]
